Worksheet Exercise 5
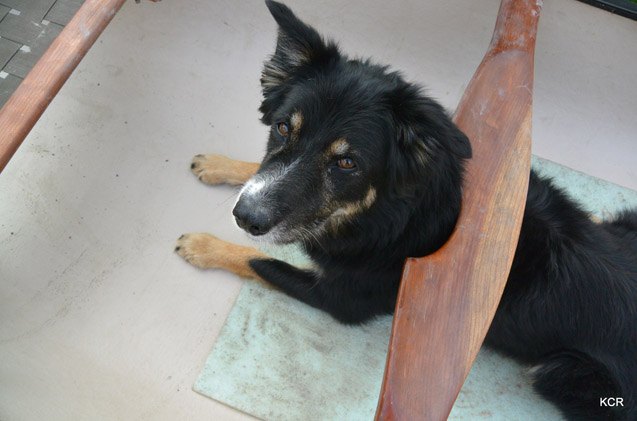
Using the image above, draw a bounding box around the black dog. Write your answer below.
[177,2,637,419]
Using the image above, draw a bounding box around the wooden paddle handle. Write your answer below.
[376,0,540,419]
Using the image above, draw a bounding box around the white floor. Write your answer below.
[0,0,635,420]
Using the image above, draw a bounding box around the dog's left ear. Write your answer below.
[393,86,472,162]
[260,1,340,122]
[389,84,472,194]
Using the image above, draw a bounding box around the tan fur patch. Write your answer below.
[362,187,377,208]
[330,187,377,220]
[329,138,350,156]
[290,111,303,139]
[175,233,270,286]
[191,154,259,186]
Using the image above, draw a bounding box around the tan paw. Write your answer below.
[190,154,259,186]
[175,233,227,269]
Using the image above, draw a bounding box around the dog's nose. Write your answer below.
[232,200,274,236]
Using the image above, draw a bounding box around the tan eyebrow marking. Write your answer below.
[290,111,303,138]
[329,138,350,155]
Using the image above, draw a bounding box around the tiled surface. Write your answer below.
[2,21,62,78]
[0,5,9,20]
[0,36,20,67]
[0,1,635,420]
[0,12,59,45]
[45,0,83,26]
[0,71,20,104]
[0,0,56,20]
[0,0,85,106]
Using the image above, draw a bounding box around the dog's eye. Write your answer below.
[276,122,290,139]
[337,157,357,171]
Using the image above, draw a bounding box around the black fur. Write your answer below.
[235,2,637,419]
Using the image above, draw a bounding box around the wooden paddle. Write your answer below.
[375,0,541,419]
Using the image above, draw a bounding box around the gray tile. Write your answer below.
[0,0,56,20]
[0,13,48,45]
[0,36,20,68]
[0,4,10,20]
[0,72,21,108]
[45,0,85,26]
[3,21,61,78]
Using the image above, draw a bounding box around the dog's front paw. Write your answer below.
[190,154,243,185]
[175,233,226,269]
[190,154,226,185]
[175,233,268,281]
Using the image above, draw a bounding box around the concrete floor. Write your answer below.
[0,0,635,420]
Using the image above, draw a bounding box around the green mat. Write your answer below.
[194,157,637,420]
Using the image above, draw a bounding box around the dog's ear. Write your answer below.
[393,85,472,161]
[389,84,472,195]
[260,1,339,122]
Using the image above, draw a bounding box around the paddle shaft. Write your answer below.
[376,0,540,419]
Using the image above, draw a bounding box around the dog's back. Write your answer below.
[487,173,637,420]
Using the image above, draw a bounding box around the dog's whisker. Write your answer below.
[219,191,240,205]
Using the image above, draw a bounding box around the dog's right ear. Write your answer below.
[260,1,339,123]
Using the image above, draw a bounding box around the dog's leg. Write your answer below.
[248,259,323,306]
[175,233,270,282]
[176,234,382,323]
[175,233,327,303]
[530,351,629,420]
[175,233,320,294]
[249,259,383,324]
[190,154,259,186]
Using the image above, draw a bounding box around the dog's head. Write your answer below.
[233,1,471,245]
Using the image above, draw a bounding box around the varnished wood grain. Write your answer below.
[0,0,127,173]
[376,0,540,419]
